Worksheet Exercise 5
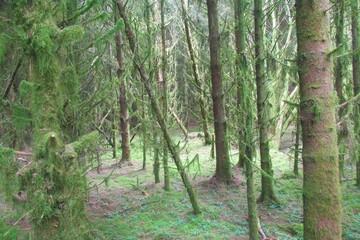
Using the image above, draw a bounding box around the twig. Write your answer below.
[15,151,32,156]
[4,212,30,236]
[16,161,32,175]
[258,217,278,240]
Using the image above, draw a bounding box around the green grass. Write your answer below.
[1,128,360,239]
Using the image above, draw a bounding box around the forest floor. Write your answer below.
[1,127,360,239]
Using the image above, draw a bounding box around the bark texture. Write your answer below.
[352,0,360,187]
[181,0,211,145]
[206,0,232,183]
[254,0,277,202]
[296,0,342,238]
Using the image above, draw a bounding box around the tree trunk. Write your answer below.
[114,6,131,162]
[234,0,259,237]
[254,0,277,202]
[296,0,342,238]
[160,0,170,191]
[334,0,346,178]
[352,0,360,187]
[206,0,232,183]
[181,0,211,145]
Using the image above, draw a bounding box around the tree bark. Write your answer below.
[334,0,346,177]
[181,0,211,145]
[352,0,360,187]
[296,0,342,238]
[254,0,277,202]
[234,1,259,237]
[115,6,131,162]
[206,0,232,183]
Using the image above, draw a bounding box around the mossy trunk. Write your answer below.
[160,0,170,192]
[114,8,131,162]
[234,0,247,168]
[181,0,211,145]
[153,132,161,184]
[206,0,232,183]
[235,0,259,235]
[296,0,342,238]
[118,0,201,214]
[334,0,346,178]
[294,107,300,175]
[254,0,277,202]
[24,1,89,238]
[352,0,360,187]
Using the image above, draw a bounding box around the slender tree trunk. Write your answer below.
[181,0,211,145]
[234,0,259,237]
[114,6,131,163]
[334,0,346,177]
[117,0,201,214]
[254,0,277,202]
[296,0,342,238]
[160,0,170,191]
[294,107,300,175]
[352,0,360,187]
[206,0,232,183]
[234,0,247,168]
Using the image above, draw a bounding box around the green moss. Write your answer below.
[0,33,10,63]
[73,131,99,153]
[0,147,20,202]
[57,25,85,45]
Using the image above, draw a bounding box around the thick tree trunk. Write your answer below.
[254,0,277,202]
[181,0,211,145]
[118,0,201,214]
[206,0,232,183]
[296,0,342,238]
[352,0,360,187]
[114,8,131,162]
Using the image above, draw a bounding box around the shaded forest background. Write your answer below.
[0,0,359,239]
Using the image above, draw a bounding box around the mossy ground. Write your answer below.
[1,128,359,239]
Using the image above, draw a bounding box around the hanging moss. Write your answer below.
[57,25,85,46]
[10,103,32,130]
[0,33,10,63]
[0,147,20,202]
[94,18,124,44]
[73,131,99,153]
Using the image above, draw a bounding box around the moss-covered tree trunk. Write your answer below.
[181,0,212,145]
[296,0,342,238]
[160,0,170,191]
[352,0,360,187]
[234,0,259,237]
[334,0,346,177]
[234,0,247,168]
[23,1,89,238]
[254,0,277,202]
[206,0,232,183]
[114,6,131,163]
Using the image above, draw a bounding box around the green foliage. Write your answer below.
[0,147,20,202]
[57,25,85,46]
[0,33,10,64]
[94,19,124,44]
[0,217,18,240]
[19,80,34,99]
[73,131,99,153]
[10,103,31,130]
